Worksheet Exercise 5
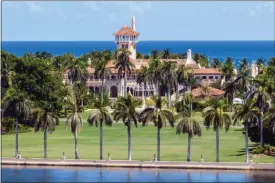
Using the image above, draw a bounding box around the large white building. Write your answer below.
[64,17,222,98]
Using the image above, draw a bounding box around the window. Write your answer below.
[126,44,128,48]
[111,75,116,80]
[215,76,219,79]
[202,76,207,79]
[209,76,213,79]
[122,44,125,48]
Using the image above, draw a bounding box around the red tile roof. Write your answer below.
[192,86,225,98]
[113,26,140,36]
[193,68,221,74]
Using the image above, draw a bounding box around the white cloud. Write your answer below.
[84,2,99,11]
[56,7,67,20]
[25,2,44,13]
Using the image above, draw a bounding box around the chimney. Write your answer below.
[132,16,135,31]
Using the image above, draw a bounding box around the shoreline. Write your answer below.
[2,158,275,171]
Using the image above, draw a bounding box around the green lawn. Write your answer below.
[2,121,273,163]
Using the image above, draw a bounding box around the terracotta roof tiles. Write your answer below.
[114,26,140,36]
[192,86,225,98]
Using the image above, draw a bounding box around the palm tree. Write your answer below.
[211,58,222,68]
[1,61,15,98]
[94,59,111,101]
[137,65,150,105]
[224,81,238,106]
[232,99,259,163]
[65,102,83,159]
[2,88,32,158]
[161,62,177,107]
[264,104,275,135]
[268,57,275,66]
[114,48,135,97]
[32,107,59,159]
[221,57,235,82]
[202,98,231,162]
[58,85,74,117]
[151,50,160,59]
[248,74,275,147]
[177,65,193,103]
[112,92,142,160]
[87,91,113,160]
[176,112,202,162]
[148,58,162,95]
[162,49,171,59]
[238,58,249,77]
[139,97,175,161]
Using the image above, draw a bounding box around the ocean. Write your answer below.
[2,41,275,63]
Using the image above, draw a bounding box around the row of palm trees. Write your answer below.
[2,49,275,163]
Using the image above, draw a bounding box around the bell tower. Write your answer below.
[113,16,140,59]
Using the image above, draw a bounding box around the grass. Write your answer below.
[2,121,274,163]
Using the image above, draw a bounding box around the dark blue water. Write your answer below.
[2,165,275,182]
[2,41,275,62]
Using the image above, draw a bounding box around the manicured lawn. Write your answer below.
[2,122,273,163]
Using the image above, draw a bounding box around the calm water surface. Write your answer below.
[2,165,275,182]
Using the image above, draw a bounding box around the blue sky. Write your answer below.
[2,1,275,41]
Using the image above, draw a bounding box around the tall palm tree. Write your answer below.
[137,65,150,103]
[112,92,142,160]
[161,62,177,107]
[94,59,111,101]
[248,73,275,147]
[151,50,160,59]
[268,57,275,66]
[114,48,135,97]
[87,91,113,160]
[1,61,15,98]
[211,58,222,68]
[232,99,259,163]
[139,97,175,161]
[65,101,83,159]
[224,81,238,106]
[32,107,59,159]
[202,98,231,162]
[175,104,201,161]
[58,85,74,117]
[66,59,87,159]
[2,88,32,158]
[238,58,249,77]
[264,104,275,135]
[148,58,162,95]
[221,57,235,83]
[162,49,171,59]
[177,65,193,103]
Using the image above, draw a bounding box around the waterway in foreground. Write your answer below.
[2,165,275,182]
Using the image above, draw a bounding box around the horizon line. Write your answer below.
[2,40,275,42]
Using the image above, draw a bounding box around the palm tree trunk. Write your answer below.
[245,122,249,163]
[157,127,160,161]
[187,133,191,162]
[65,104,68,117]
[100,120,103,160]
[144,82,147,100]
[216,127,220,162]
[168,84,171,107]
[44,127,47,159]
[75,130,79,159]
[124,70,127,97]
[101,77,104,104]
[260,106,264,147]
[15,117,19,158]
[127,119,132,161]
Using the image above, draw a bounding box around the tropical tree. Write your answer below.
[112,92,142,160]
[238,58,249,77]
[65,101,83,159]
[232,99,259,163]
[2,88,32,158]
[139,97,175,161]
[202,98,231,162]
[148,58,162,95]
[177,65,193,103]
[221,57,235,82]
[58,85,74,117]
[32,107,59,159]
[151,50,160,59]
[161,62,177,107]
[248,73,275,147]
[268,58,275,66]
[211,58,222,68]
[114,48,135,97]
[137,65,150,104]
[87,91,113,160]
[162,49,171,59]
[176,112,202,162]
[94,59,111,101]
